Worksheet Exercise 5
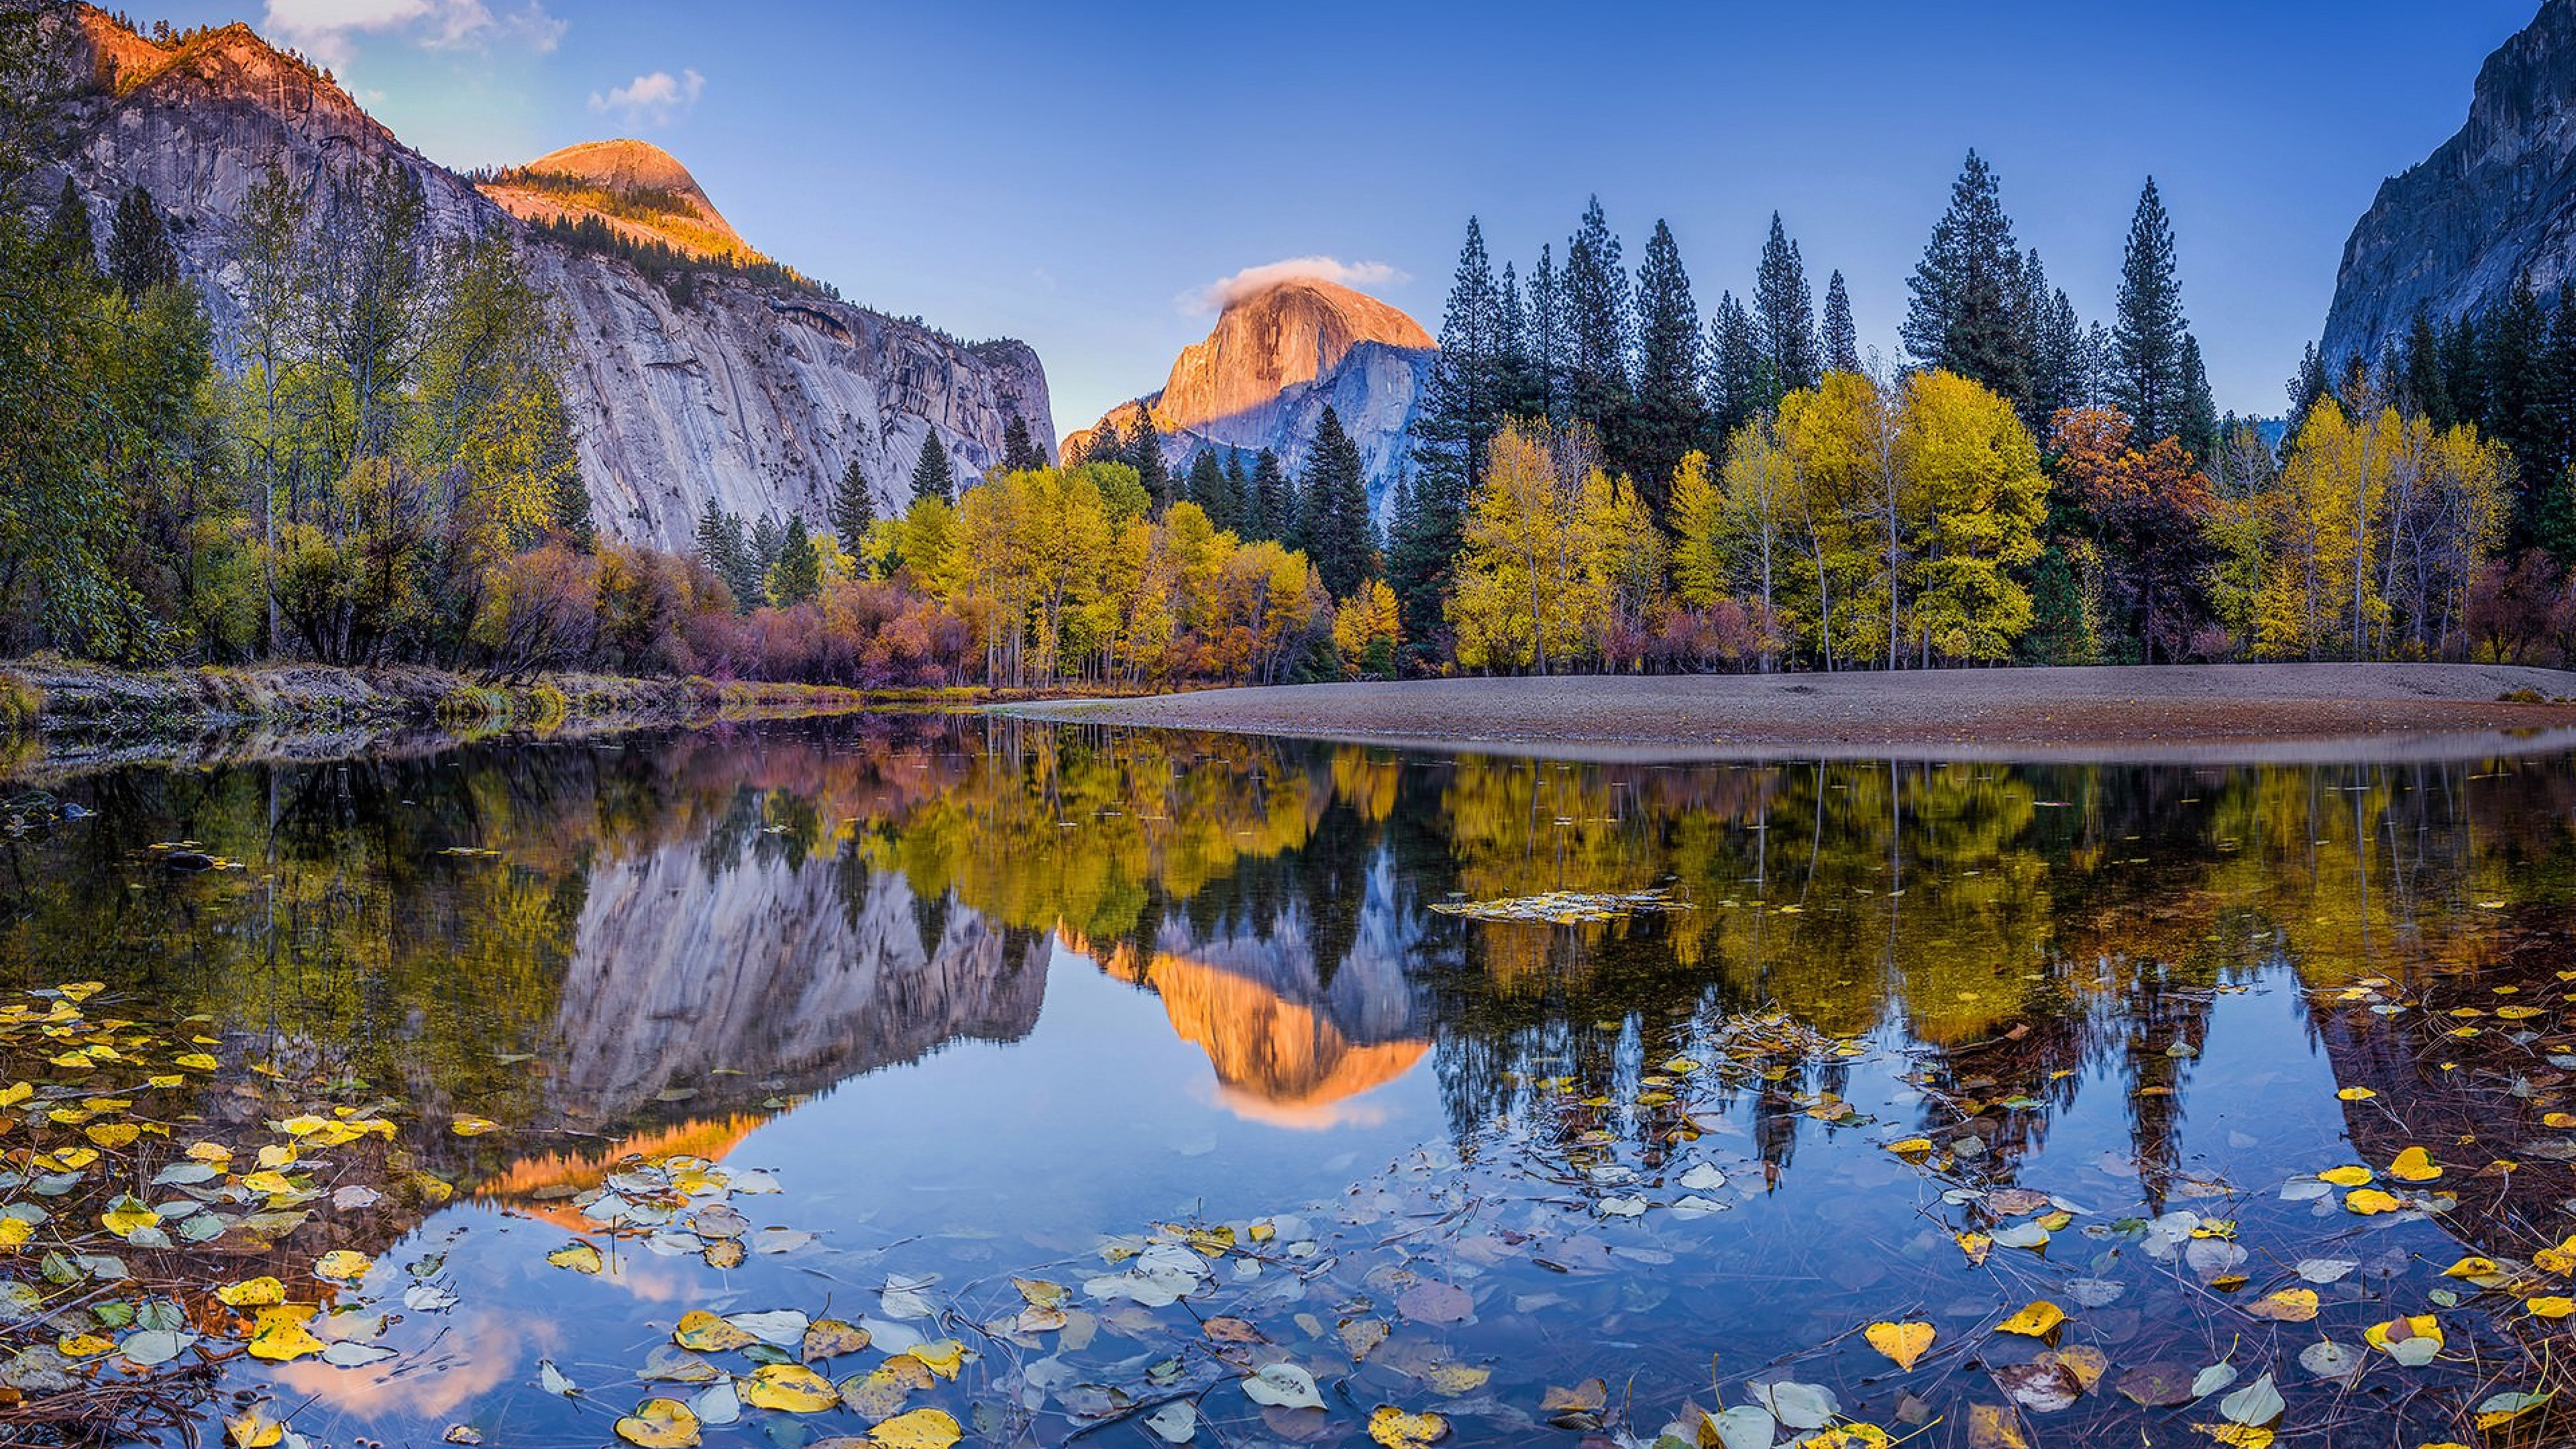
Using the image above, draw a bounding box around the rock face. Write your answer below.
[2323,0,2576,364]
[1067,278,1436,523]
[55,9,1053,553]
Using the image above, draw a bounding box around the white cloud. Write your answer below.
[1187,256,1407,314]
[588,68,704,127]
[260,0,561,66]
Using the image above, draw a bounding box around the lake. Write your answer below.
[3,716,2573,1448]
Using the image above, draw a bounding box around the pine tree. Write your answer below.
[1754,213,1819,400]
[771,515,822,605]
[1130,417,1170,507]
[2485,274,2558,553]
[2109,178,2192,443]
[105,184,180,299]
[1629,217,1706,515]
[1299,406,1373,597]
[1821,270,1860,375]
[1525,241,1566,423]
[829,457,876,547]
[1495,261,1542,421]
[1077,415,1124,470]
[2023,255,2088,429]
[2443,315,2486,433]
[1383,470,1458,673]
[2285,343,2331,438]
[43,176,95,278]
[1410,217,1505,511]
[1000,413,1045,472]
[1224,449,1249,527]
[1560,197,1633,447]
[1904,150,2028,407]
[1185,447,1230,528]
[1248,448,1290,542]
[2400,305,2453,427]
[910,429,955,504]
[551,454,595,551]
[2178,335,2219,460]
[1706,291,1762,442]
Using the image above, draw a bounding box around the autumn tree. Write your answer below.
[2049,408,2213,662]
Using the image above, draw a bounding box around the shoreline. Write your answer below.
[1000,663,2576,764]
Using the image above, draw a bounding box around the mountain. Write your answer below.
[52,9,1053,553]
[2322,0,2576,364]
[1066,278,1436,522]
[480,138,756,264]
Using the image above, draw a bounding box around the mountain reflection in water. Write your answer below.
[7,718,2576,1446]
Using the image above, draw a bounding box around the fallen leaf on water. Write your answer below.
[1368,1407,1448,1448]
[2344,1188,2404,1215]
[1425,1362,1490,1395]
[837,1355,933,1420]
[1966,1403,2027,1449]
[673,1309,755,1354]
[867,1409,961,1449]
[739,1364,837,1412]
[2388,1147,2443,1183]
[1243,1363,1326,1411]
[2365,1315,2444,1366]
[547,1242,604,1274]
[2473,1391,2552,1430]
[802,1319,871,1362]
[910,1338,965,1380]
[449,1114,498,1137]
[2318,1165,2373,1186]
[1541,1379,1608,1413]
[614,1398,701,1449]
[1865,1320,1935,1371]
[226,1410,284,1448]
[1397,1281,1472,1324]
[2337,1087,2375,1100]
[1340,1316,1390,1360]
[2244,1289,2317,1322]
[246,1305,325,1362]
[1997,1301,2066,1338]
[314,1250,370,1285]
[215,1277,285,1308]
[1957,1232,1993,1266]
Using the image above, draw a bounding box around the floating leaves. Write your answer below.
[867,1409,961,1449]
[614,1397,702,1449]
[1866,1320,1935,1371]
[1996,1301,2066,1338]
[2364,1314,2445,1367]
[1429,888,1694,924]
[1242,1362,1326,1411]
[1368,1407,1449,1447]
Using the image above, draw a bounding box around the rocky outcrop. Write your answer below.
[2323,0,2576,364]
[1067,278,1436,523]
[480,138,756,263]
[54,9,1053,553]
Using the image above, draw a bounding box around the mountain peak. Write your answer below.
[1156,276,1432,436]
[482,138,755,264]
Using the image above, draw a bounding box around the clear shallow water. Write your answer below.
[4,719,2576,1447]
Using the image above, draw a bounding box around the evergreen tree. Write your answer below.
[1185,447,1231,529]
[1224,449,1249,527]
[1495,261,1543,421]
[106,183,180,299]
[1384,470,1457,673]
[2025,262,2088,429]
[1629,217,1706,513]
[1248,447,1290,542]
[2109,178,2193,443]
[2443,315,2486,432]
[829,457,876,547]
[696,500,763,610]
[1904,151,2028,407]
[550,464,595,552]
[1526,243,1566,426]
[771,515,821,606]
[1754,213,1819,400]
[1560,197,1633,447]
[1706,291,1762,443]
[1410,217,1505,513]
[2400,305,2453,427]
[1077,415,1124,469]
[909,428,955,504]
[1821,269,1860,375]
[1000,412,1045,472]
[2177,335,2219,460]
[1130,417,1169,507]
[1298,406,1373,597]
[2485,274,2561,553]
[2284,342,2331,439]
[43,176,95,278]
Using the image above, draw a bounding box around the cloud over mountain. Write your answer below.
[589,68,705,126]
[1186,256,1407,315]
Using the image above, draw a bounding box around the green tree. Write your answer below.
[1904,151,2027,409]
[830,456,876,547]
[1706,292,1762,442]
[770,515,821,605]
[910,428,955,505]
[2108,177,2192,444]
[1560,197,1632,449]
[1411,217,1506,514]
[43,175,94,278]
[1297,406,1373,598]
[1629,217,1706,515]
[1821,270,1860,376]
[107,183,180,299]
[1754,213,1818,400]
[1184,448,1232,530]
[1001,412,1046,472]
[1248,447,1290,543]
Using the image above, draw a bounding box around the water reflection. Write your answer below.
[6,720,2576,1444]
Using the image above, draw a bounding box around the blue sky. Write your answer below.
[147,1,2542,437]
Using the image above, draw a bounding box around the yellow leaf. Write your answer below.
[254,1144,295,1169]
[2389,1147,2443,1183]
[278,1115,328,1138]
[83,1122,138,1150]
[672,1309,755,1353]
[101,1197,160,1238]
[2528,1297,2575,1320]
[0,1082,28,1108]
[1368,1407,1450,1448]
[239,1170,296,1196]
[801,1318,871,1362]
[2364,1315,2445,1356]
[216,1276,286,1307]
[839,1355,933,1420]
[1424,1362,1490,1395]
[2192,1426,2273,1448]
[614,1398,702,1449]
[2337,1087,2375,1100]
[48,1146,96,1170]
[2245,1289,2318,1322]
[2344,1189,2404,1215]
[2318,1165,2373,1186]
[314,1250,371,1285]
[0,1217,33,1249]
[450,1114,499,1137]
[174,1053,218,1071]
[225,1410,284,1448]
[1865,1320,1935,1371]
[1997,1301,2065,1338]
[739,1364,839,1412]
[867,1408,962,1449]
[910,1338,965,1380]
[1884,1138,1935,1157]
[1966,1403,2028,1449]
[56,1332,112,1356]
[246,1306,325,1362]
[2443,1256,2499,1279]
[1956,1232,1992,1267]
[547,1242,604,1274]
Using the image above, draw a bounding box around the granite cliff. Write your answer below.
[2324,1,2576,363]
[1067,278,1436,523]
[54,9,1052,553]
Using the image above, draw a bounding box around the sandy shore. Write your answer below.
[1004,663,2576,762]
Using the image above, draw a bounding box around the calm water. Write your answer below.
[6,718,2576,1447]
